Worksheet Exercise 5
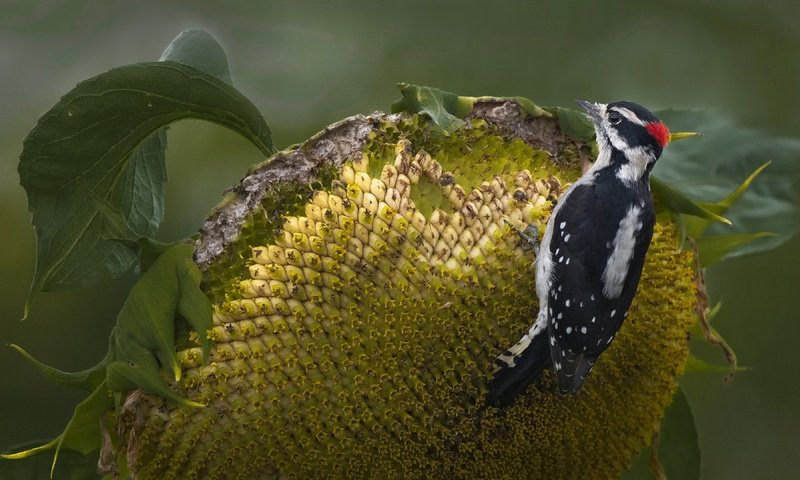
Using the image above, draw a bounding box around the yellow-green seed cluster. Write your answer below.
[127,117,697,479]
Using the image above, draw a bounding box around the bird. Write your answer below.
[486,99,672,407]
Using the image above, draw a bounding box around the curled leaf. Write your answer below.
[684,161,771,238]
[656,109,799,256]
[19,61,274,316]
[549,106,595,142]
[1,382,113,478]
[0,444,101,480]
[654,388,701,480]
[651,177,731,224]
[160,29,232,84]
[622,388,700,480]
[392,83,554,134]
[7,344,106,392]
[106,362,203,409]
[392,83,467,133]
[685,354,750,374]
[110,243,212,388]
[696,231,777,267]
[474,95,551,118]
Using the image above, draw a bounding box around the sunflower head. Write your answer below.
[118,104,697,479]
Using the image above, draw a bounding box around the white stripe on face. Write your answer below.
[603,116,655,185]
[609,106,647,127]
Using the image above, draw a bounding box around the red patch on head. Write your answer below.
[646,122,670,148]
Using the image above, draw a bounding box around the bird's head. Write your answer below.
[577,99,669,157]
[575,99,697,183]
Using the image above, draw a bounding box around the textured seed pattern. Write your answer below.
[127,118,697,479]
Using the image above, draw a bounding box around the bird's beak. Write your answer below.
[575,99,603,123]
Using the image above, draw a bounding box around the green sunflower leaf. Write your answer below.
[160,29,233,85]
[110,243,210,383]
[0,445,101,480]
[176,254,213,362]
[684,162,771,238]
[1,382,113,478]
[106,361,202,408]
[696,231,777,267]
[509,96,551,118]
[7,344,107,392]
[685,354,750,374]
[92,29,236,272]
[18,60,274,318]
[656,388,701,480]
[391,84,553,135]
[655,109,799,257]
[90,186,176,271]
[392,83,467,133]
[549,106,595,142]
[622,388,700,480]
[651,176,731,224]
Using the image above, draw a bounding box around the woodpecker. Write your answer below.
[487,100,672,407]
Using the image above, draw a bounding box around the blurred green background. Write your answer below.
[1,1,798,478]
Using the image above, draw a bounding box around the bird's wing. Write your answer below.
[545,183,651,392]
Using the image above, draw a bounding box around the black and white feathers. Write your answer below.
[487,100,669,407]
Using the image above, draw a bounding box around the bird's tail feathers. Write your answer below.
[550,346,596,394]
[486,333,550,407]
[491,333,531,374]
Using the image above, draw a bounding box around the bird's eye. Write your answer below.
[608,111,622,125]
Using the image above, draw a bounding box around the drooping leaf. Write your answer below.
[112,243,199,381]
[115,130,168,240]
[159,29,233,85]
[106,361,203,408]
[8,344,107,392]
[468,95,551,118]
[52,29,235,294]
[98,29,235,272]
[90,186,176,271]
[549,106,595,142]
[684,162,771,238]
[508,96,551,118]
[705,301,722,323]
[622,388,701,480]
[691,315,740,379]
[5,234,211,474]
[696,231,777,267]
[651,176,731,224]
[176,253,213,362]
[685,354,750,374]
[106,242,211,404]
[1,382,113,478]
[19,61,274,317]
[657,388,701,480]
[391,84,555,134]
[0,445,100,480]
[117,28,234,253]
[392,83,467,133]
[655,109,800,256]
[114,31,227,251]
